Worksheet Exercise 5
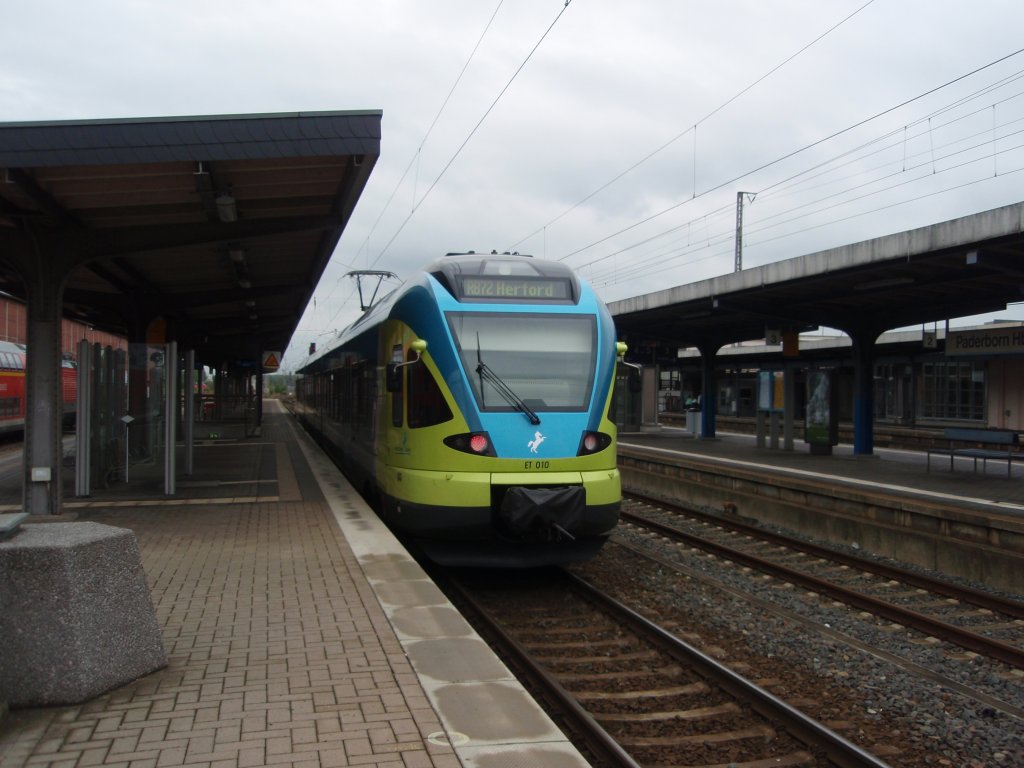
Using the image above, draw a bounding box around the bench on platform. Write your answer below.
[926,427,1021,477]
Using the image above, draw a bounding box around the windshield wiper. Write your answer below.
[475,336,540,425]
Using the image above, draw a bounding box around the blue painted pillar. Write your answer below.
[850,332,878,456]
[698,344,719,439]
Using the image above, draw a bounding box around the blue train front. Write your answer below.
[295,252,622,567]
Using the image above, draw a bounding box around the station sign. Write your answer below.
[262,351,282,371]
[946,327,1024,356]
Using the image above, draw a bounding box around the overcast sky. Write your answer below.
[5,1,1024,370]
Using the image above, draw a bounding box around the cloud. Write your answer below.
[4,0,1024,370]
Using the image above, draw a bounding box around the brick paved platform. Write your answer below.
[0,402,591,768]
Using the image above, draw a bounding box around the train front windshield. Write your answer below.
[447,312,596,412]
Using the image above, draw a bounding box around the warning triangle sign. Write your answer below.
[262,351,281,371]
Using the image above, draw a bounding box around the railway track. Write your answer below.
[443,567,892,768]
[621,493,1024,671]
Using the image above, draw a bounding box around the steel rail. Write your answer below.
[444,575,645,768]
[613,536,1024,723]
[626,490,1024,621]
[621,504,1024,670]
[563,571,892,768]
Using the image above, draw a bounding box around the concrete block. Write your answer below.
[0,522,167,707]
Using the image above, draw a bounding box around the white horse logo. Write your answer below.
[528,431,546,453]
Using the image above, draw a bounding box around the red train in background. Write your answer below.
[0,340,77,435]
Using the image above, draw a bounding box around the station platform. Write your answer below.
[619,425,1024,593]
[619,426,1024,515]
[0,401,592,768]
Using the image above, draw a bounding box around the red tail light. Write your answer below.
[444,432,497,456]
[577,431,612,456]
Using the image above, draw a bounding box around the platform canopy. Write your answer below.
[0,111,381,366]
[610,202,1024,354]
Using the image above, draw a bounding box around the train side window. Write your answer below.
[390,345,403,427]
[359,363,376,435]
[340,366,353,423]
[408,355,453,428]
[332,368,342,422]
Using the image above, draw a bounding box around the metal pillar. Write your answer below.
[164,342,177,495]
[110,347,126,482]
[75,339,93,497]
[214,367,225,420]
[256,368,264,427]
[183,349,195,476]
[734,192,753,273]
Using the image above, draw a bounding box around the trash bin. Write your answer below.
[685,410,700,436]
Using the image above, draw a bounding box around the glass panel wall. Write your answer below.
[920,360,985,421]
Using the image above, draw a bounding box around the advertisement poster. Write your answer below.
[805,370,838,446]
[757,370,784,413]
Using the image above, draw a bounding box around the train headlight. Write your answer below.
[577,431,612,456]
[444,432,497,456]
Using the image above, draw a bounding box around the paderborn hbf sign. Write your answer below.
[946,326,1024,356]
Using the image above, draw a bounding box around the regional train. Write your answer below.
[0,340,77,434]
[294,252,624,566]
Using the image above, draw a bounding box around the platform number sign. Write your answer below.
[262,351,281,372]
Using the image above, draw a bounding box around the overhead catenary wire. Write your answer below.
[291,2,507,359]
[290,17,1024,365]
[562,47,1024,274]
[590,133,1024,290]
[367,0,575,271]
[757,70,1024,203]
[289,0,573,364]
[731,90,1024,241]
[352,0,506,270]
[747,119,1024,239]
[582,93,1024,289]
[507,0,880,252]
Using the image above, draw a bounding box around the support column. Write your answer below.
[783,364,795,451]
[850,331,879,456]
[256,368,264,426]
[214,366,225,420]
[640,365,659,431]
[697,343,720,439]
[74,339,93,497]
[24,264,66,516]
[164,341,177,496]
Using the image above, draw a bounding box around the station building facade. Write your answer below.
[664,321,1024,434]
[0,295,126,358]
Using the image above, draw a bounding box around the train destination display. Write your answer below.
[458,276,572,301]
